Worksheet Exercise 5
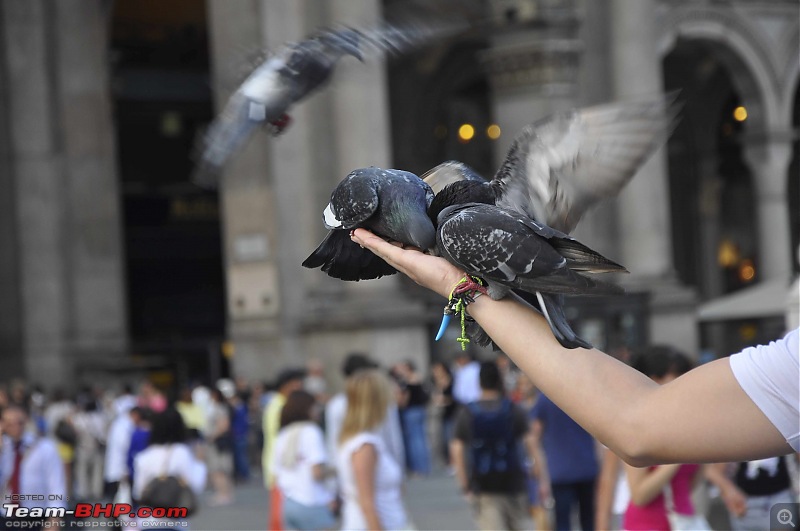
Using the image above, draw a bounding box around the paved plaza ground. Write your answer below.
[191,469,486,531]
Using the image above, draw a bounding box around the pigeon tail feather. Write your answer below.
[303,230,396,281]
[512,291,591,349]
[549,238,628,273]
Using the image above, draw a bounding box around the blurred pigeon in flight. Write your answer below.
[193,20,466,188]
[302,167,435,281]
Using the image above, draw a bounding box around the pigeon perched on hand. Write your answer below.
[433,202,626,349]
[194,20,466,188]
[423,93,679,348]
[302,167,435,281]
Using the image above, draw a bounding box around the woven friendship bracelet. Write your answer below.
[434,274,488,349]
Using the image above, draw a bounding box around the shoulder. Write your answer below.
[326,394,346,413]
[300,422,324,439]
[341,432,380,455]
[728,328,800,449]
[171,443,194,460]
[32,437,60,458]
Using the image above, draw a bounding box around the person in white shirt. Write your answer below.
[271,390,336,530]
[0,405,67,527]
[104,405,134,500]
[132,407,206,527]
[325,353,405,471]
[73,400,107,500]
[451,352,481,406]
[337,369,409,531]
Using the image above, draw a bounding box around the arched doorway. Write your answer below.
[110,0,225,384]
[663,38,761,301]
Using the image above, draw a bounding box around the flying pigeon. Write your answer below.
[302,167,435,281]
[193,20,466,188]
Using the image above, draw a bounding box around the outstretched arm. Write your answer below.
[350,229,792,465]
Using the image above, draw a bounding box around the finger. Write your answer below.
[351,228,409,265]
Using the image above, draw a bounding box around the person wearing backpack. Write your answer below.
[451,361,540,530]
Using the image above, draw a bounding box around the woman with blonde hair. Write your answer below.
[336,369,409,530]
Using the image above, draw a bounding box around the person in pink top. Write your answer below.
[137,381,167,413]
[623,347,708,531]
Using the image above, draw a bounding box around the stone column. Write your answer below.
[206,0,285,381]
[0,9,23,378]
[610,0,672,277]
[610,0,697,352]
[0,0,127,387]
[743,136,793,280]
[54,0,128,363]
[1,1,71,385]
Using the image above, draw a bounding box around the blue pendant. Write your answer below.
[435,313,452,341]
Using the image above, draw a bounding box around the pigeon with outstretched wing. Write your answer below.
[423,93,679,348]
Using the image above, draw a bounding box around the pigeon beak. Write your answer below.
[323,204,342,230]
[402,216,436,250]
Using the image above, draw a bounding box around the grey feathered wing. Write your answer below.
[493,92,681,234]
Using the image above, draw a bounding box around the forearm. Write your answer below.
[450,440,469,492]
[350,228,792,465]
[627,465,679,506]
[466,295,791,464]
[357,494,382,530]
[595,452,619,530]
[526,434,549,485]
[466,296,657,463]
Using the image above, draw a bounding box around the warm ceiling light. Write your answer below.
[458,124,475,142]
[733,106,747,122]
[738,259,755,282]
[486,124,501,140]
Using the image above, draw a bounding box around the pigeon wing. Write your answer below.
[437,205,620,296]
[303,229,396,281]
[493,92,681,233]
[421,160,486,195]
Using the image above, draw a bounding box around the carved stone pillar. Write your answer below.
[743,134,794,280]
[610,0,697,352]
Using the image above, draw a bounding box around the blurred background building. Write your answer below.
[0,0,797,389]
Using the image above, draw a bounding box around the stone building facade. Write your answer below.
[0,0,796,388]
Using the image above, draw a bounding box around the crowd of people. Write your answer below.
[0,339,797,530]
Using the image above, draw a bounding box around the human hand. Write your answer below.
[349,228,464,299]
[721,485,748,517]
[538,481,552,506]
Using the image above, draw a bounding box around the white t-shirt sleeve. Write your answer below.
[301,424,328,466]
[729,328,800,451]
